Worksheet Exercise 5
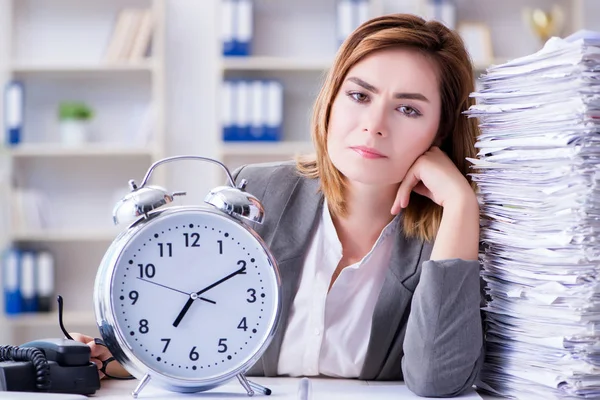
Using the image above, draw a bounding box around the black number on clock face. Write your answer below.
[129,290,139,305]
[184,233,200,247]
[238,317,248,331]
[218,338,228,353]
[158,242,173,257]
[139,319,149,334]
[189,347,199,361]
[161,338,171,353]
[246,289,256,303]
[138,263,155,279]
[217,240,223,254]
[238,260,247,273]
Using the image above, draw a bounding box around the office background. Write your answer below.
[0,0,598,346]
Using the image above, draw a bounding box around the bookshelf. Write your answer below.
[213,0,595,173]
[0,0,166,345]
[11,62,156,74]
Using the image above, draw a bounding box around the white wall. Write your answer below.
[164,0,222,206]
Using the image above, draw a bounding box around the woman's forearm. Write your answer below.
[431,194,479,261]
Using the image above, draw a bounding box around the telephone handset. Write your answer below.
[0,297,101,395]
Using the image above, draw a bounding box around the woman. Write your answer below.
[73,13,484,397]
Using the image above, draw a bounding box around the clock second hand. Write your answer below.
[136,277,216,304]
[172,265,247,328]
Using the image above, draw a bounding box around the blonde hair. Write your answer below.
[297,13,479,242]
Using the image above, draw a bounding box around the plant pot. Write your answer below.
[60,120,89,146]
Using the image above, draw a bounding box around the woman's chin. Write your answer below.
[338,166,400,187]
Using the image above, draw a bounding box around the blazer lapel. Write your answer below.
[360,216,427,380]
[260,175,323,376]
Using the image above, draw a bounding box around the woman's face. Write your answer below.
[327,47,442,187]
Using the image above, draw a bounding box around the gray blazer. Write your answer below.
[234,161,484,397]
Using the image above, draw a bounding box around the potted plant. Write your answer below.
[58,102,94,146]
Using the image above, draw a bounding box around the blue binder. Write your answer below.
[248,80,265,140]
[222,80,236,141]
[20,251,38,313]
[4,81,24,146]
[2,248,22,315]
[264,80,283,142]
[223,0,253,56]
[235,80,251,140]
[234,0,253,56]
[222,0,236,56]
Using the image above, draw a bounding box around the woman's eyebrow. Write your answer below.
[346,76,430,103]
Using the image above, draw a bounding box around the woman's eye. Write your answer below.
[399,105,420,117]
[349,92,368,102]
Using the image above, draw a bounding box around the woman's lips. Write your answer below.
[350,146,386,159]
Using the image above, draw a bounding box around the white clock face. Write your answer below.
[109,209,279,381]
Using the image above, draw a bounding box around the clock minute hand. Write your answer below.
[172,265,247,328]
[136,277,216,304]
[194,265,246,297]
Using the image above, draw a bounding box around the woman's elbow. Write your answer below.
[404,354,483,397]
[406,374,476,398]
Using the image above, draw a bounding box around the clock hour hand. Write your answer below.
[172,265,246,328]
[137,277,216,304]
[172,298,194,328]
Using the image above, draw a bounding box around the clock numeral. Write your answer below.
[161,338,171,353]
[238,317,248,332]
[217,240,223,254]
[139,319,149,334]
[184,233,200,247]
[138,263,156,279]
[129,290,139,305]
[158,242,173,257]
[189,346,199,361]
[238,260,247,273]
[218,338,228,353]
[247,288,257,303]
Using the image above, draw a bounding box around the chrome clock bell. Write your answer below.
[112,155,264,226]
[94,155,281,398]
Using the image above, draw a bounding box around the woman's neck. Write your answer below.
[330,182,399,261]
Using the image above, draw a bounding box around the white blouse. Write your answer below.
[277,200,398,378]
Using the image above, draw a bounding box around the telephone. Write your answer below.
[0,338,100,394]
[0,297,101,395]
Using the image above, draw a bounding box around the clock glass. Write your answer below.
[108,209,279,381]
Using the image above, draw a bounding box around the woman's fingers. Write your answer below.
[90,357,106,379]
[70,332,94,344]
[392,165,421,214]
[87,340,112,360]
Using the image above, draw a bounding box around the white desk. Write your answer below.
[96,377,497,399]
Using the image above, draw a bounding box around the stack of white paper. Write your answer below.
[466,31,600,399]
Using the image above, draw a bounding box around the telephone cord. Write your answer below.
[0,345,50,391]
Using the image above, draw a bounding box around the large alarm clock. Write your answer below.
[94,156,281,398]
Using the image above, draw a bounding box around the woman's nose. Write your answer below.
[362,105,387,137]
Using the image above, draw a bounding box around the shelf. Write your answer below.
[3,310,96,328]
[10,61,155,74]
[9,143,156,158]
[222,56,332,71]
[220,141,314,156]
[222,56,511,75]
[11,229,120,243]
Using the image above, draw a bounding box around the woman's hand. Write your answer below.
[391,146,475,214]
[70,332,130,380]
[391,146,479,261]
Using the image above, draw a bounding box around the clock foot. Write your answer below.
[237,374,272,396]
[248,379,272,396]
[236,374,255,396]
[131,374,151,399]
